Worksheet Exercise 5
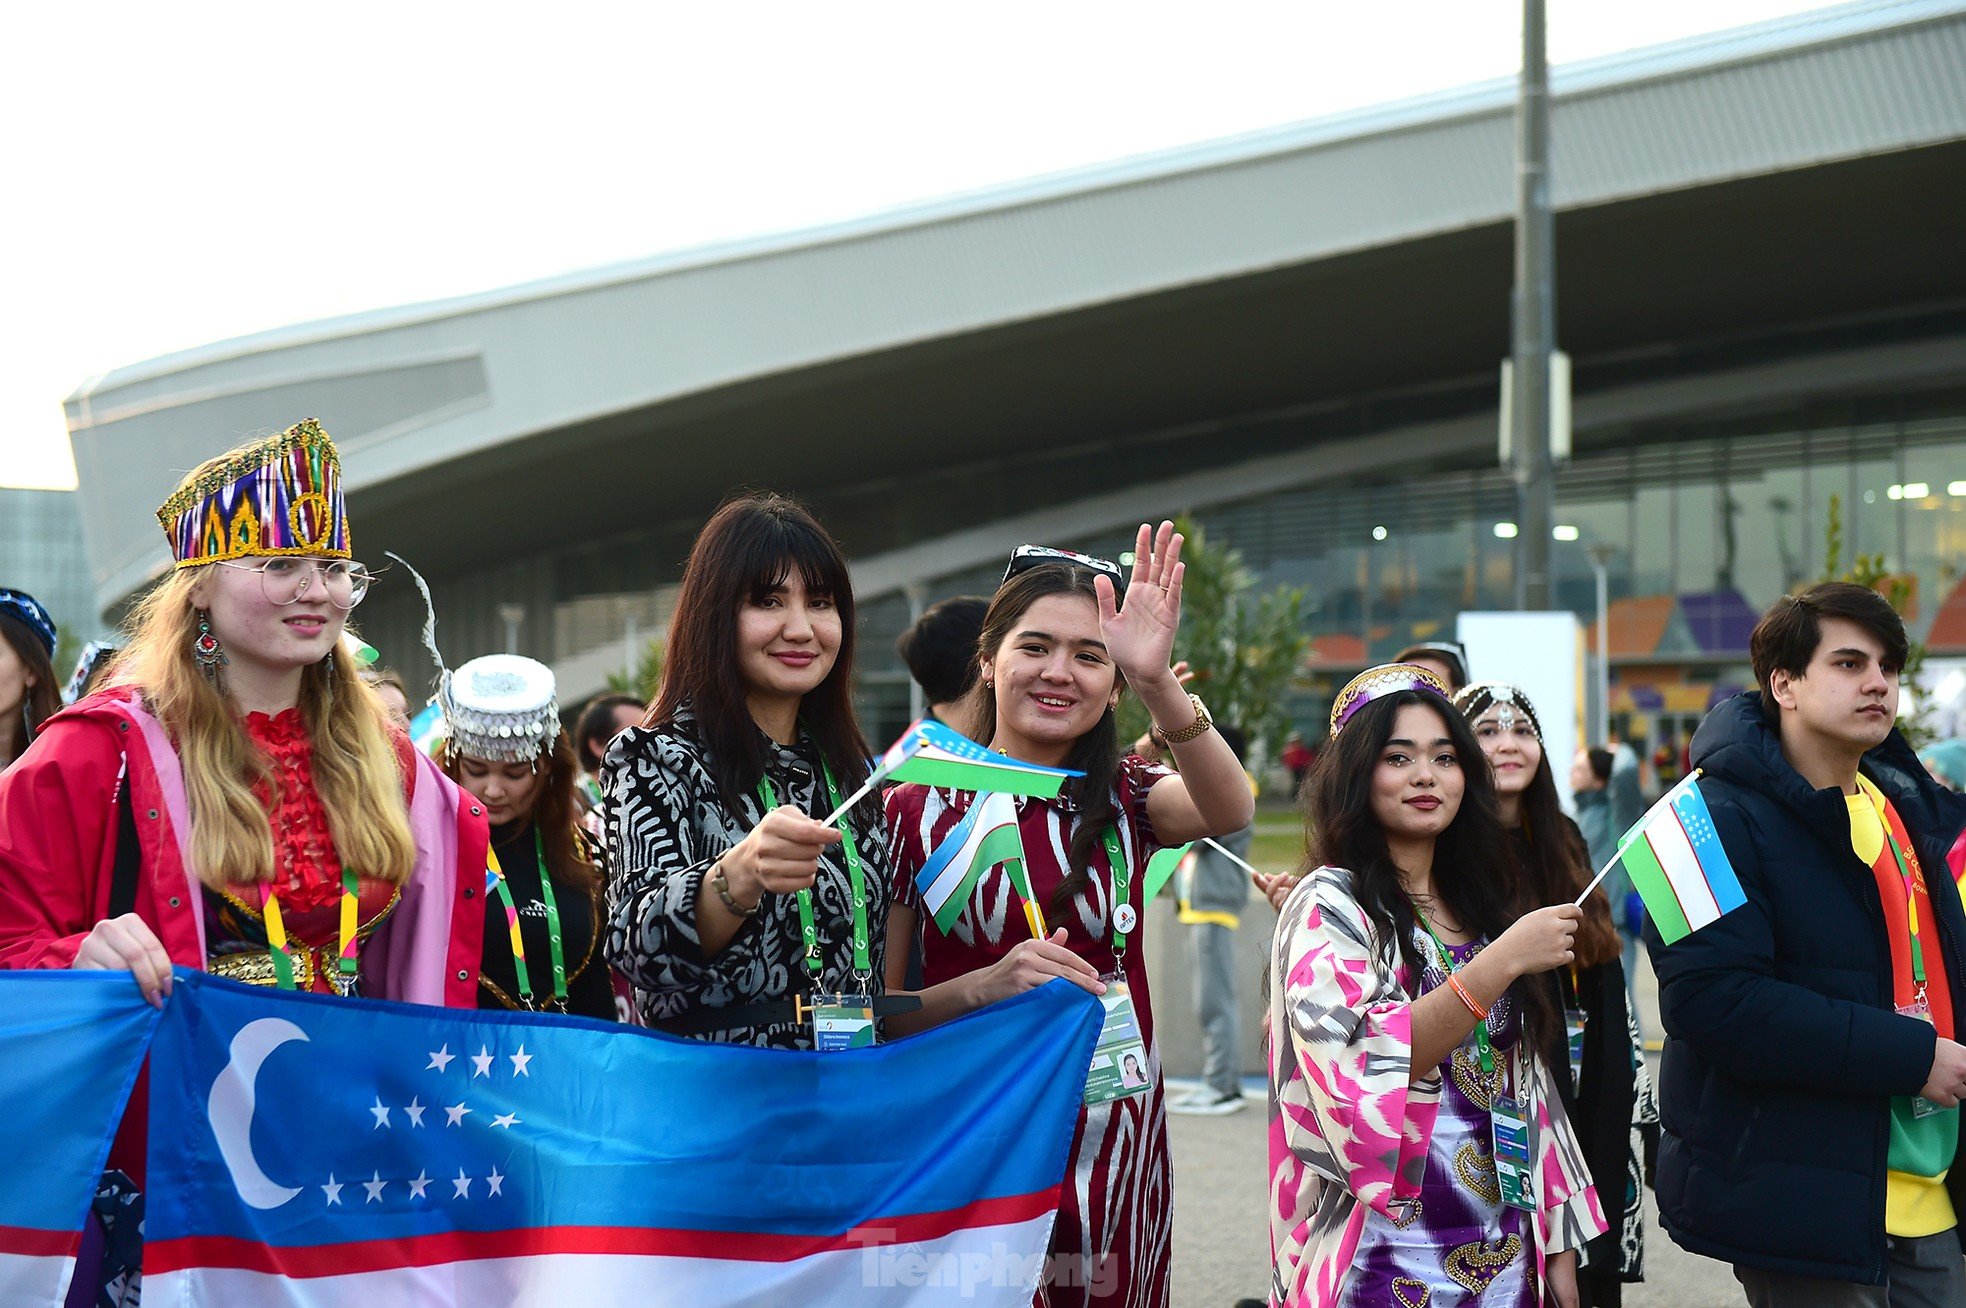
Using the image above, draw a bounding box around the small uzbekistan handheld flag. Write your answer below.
[917,791,1025,932]
[1144,843,1196,902]
[879,719,1081,799]
[1600,770,1748,945]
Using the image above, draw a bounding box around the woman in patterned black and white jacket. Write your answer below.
[599,492,894,1050]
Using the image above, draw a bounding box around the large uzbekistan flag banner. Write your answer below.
[0,975,159,1307]
[879,719,1079,799]
[0,969,1103,1307]
[916,790,1024,932]
[1614,770,1748,945]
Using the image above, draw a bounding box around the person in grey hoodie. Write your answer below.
[1169,723,1255,1115]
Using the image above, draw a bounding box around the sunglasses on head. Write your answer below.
[1001,544,1126,590]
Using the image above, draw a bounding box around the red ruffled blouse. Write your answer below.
[247,709,342,906]
[203,709,397,993]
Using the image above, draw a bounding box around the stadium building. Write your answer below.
[64,0,1966,759]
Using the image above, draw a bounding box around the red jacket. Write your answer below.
[0,689,489,1179]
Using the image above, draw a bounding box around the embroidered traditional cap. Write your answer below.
[1451,681,1544,740]
[1328,662,1452,736]
[0,588,56,658]
[61,639,120,705]
[440,655,559,764]
[156,418,351,568]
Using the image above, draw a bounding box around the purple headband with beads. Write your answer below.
[1328,662,1452,736]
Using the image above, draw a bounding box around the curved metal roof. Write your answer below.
[65,0,1966,615]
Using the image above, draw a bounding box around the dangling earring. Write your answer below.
[192,610,228,690]
[322,649,336,714]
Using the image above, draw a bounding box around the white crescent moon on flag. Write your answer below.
[207,1016,310,1210]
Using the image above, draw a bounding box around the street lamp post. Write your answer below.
[1586,544,1616,744]
[497,604,525,655]
[1510,0,1557,610]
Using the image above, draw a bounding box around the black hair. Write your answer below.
[970,564,1122,921]
[896,595,989,707]
[1393,642,1468,691]
[1587,747,1614,785]
[577,693,646,773]
[646,492,876,833]
[0,612,60,759]
[1301,690,1556,1050]
[1750,582,1908,716]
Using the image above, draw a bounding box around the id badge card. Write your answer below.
[1564,1007,1587,1090]
[1898,995,1946,1119]
[1491,1094,1537,1212]
[812,993,876,1053]
[1083,977,1152,1105]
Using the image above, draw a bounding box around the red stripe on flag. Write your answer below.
[1643,827,1695,927]
[0,1225,82,1258]
[143,1187,1060,1277]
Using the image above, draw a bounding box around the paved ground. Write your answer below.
[1164,1064,1741,1307]
[1164,820,1743,1304]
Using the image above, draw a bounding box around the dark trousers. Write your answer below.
[1734,1231,1966,1308]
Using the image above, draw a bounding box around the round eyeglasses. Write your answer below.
[213,558,376,609]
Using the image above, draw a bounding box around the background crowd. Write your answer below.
[4,418,1966,1308]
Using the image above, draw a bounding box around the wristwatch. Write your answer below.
[1150,692,1214,747]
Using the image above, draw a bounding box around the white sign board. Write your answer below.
[1455,610,1584,813]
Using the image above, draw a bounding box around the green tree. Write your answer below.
[1116,515,1309,762]
[606,637,665,704]
[1817,493,1931,746]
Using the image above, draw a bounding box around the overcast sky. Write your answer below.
[0,0,1834,490]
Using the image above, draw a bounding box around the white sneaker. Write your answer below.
[1167,1087,1246,1115]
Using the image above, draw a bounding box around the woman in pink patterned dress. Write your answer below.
[1268,664,1606,1307]
[885,524,1254,1308]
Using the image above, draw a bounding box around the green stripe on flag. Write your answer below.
[1144,843,1195,902]
[1623,832,1694,945]
[930,823,1025,933]
[889,756,1068,799]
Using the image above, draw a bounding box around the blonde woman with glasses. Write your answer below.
[0,419,488,1016]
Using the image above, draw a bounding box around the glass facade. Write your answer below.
[0,488,111,667]
[847,388,1966,747]
[343,323,1966,761]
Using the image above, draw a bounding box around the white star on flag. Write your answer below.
[407,1170,431,1199]
[363,1173,387,1203]
[445,1102,472,1127]
[491,1112,520,1130]
[471,1046,494,1078]
[404,1097,426,1127]
[369,1096,391,1129]
[322,1174,344,1206]
[509,1046,532,1077]
[427,1045,454,1073]
[452,1168,472,1199]
[486,1168,505,1196]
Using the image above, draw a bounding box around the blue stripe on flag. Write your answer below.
[143,970,1103,1247]
[915,798,985,906]
[913,720,1003,763]
[0,973,161,1232]
[1670,782,1747,915]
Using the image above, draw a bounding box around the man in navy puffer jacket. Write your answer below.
[1650,584,1966,1306]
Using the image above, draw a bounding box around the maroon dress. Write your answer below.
[885,756,1174,1308]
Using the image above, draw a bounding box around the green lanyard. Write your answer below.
[262,868,360,994]
[1103,824,1130,955]
[489,828,567,1009]
[1419,912,1493,1077]
[755,758,872,984]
